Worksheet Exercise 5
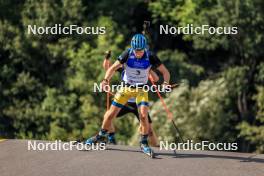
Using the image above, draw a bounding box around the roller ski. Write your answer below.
[73,138,84,145]
[74,132,116,145]
[85,129,108,145]
[140,143,155,158]
[140,135,155,158]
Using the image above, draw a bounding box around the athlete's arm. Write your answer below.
[103,59,112,70]
[149,70,159,82]
[104,60,122,81]
[103,50,122,71]
[150,52,170,83]
[103,50,112,70]
[157,64,170,84]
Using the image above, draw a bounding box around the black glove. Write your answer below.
[105,50,111,60]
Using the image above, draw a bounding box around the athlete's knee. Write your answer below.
[139,113,148,123]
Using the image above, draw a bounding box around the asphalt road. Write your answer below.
[0,140,263,176]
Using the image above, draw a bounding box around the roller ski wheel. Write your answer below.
[140,143,155,158]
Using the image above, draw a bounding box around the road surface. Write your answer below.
[0,140,263,176]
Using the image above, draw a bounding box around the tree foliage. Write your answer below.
[0,0,263,152]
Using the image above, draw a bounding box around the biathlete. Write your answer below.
[102,50,159,147]
[85,34,170,156]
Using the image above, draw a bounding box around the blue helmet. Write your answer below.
[131,34,147,50]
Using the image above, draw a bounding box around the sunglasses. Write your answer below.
[134,49,144,53]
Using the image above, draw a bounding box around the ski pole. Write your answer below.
[105,50,111,110]
[142,21,183,155]
[149,78,184,143]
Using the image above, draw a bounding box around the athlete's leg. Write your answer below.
[138,105,153,154]
[124,102,144,135]
[116,105,135,118]
[85,87,131,144]
[106,103,135,144]
[85,105,121,145]
[137,97,149,136]
[138,105,149,135]
[108,117,117,144]
[107,101,134,143]
[102,87,132,130]
[146,114,158,147]
[127,102,140,121]
[102,108,117,133]
[109,121,115,133]
[101,105,121,130]
[137,113,159,147]
[136,90,149,135]
[108,102,132,133]
[136,89,154,155]
[148,124,159,147]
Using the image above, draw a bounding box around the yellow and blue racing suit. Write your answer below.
[112,48,161,108]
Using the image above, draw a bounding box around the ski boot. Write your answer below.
[85,129,108,145]
[140,135,155,158]
[108,133,117,145]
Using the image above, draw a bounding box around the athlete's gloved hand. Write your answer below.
[161,81,172,92]
[101,79,110,92]
[105,50,111,60]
